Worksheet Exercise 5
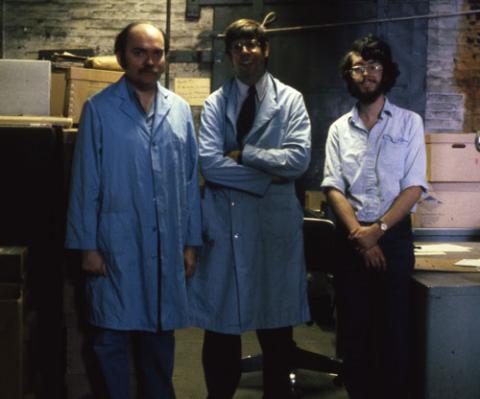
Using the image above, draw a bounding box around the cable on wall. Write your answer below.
[216,8,480,37]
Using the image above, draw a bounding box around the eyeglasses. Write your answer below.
[230,39,261,54]
[350,63,383,76]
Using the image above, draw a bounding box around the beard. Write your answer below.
[347,79,385,104]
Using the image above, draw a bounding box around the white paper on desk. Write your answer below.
[455,259,480,267]
[416,244,472,253]
[415,250,446,256]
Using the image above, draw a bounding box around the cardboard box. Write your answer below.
[50,70,67,118]
[0,284,23,399]
[51,67,124,123]
[426,133,480,182]
[0,59,51,116]
[412,182,480,228]
[0,247,28,284]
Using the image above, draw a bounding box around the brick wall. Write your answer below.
[426,0,480,132]
[4,0,212,58]
[426,0,464,131]
[3,0,212,125]
[4,0,480,134]
[454,0,480,132]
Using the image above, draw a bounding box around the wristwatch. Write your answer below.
[377,219,388,232]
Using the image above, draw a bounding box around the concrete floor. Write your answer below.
[173,325,348,399]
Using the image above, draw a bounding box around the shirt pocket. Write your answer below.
[379,134,408,178]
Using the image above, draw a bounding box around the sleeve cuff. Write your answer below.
[320,178,345,194]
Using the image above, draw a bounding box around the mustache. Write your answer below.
[139,67,159,74]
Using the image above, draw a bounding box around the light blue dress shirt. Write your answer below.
[234,72,268,116]
[125,79,156,131]
[321,98,427,222]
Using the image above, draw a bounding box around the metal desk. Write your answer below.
[412,243,480,399]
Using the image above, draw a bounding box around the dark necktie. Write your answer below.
[236,86,256,147]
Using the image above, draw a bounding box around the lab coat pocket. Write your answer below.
[201,188,231,243]
[260,194,303,240]
[97,212,130,255]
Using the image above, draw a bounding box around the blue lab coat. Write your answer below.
[66,76,202,331]
[188,73,311,334]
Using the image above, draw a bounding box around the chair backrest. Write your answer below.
[303,217,337,272]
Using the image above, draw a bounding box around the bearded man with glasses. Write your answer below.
[189,18,311,399]
[321,35,427,399]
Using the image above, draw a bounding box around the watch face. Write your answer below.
[380,222,388,232]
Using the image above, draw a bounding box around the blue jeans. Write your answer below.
[93,329,175,399]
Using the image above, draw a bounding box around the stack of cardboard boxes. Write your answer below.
[413,133,480,229]
[0,59,122,398]
[0,59,123,124]
[51,66,123,123]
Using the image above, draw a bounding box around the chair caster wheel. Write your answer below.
[289,372,302,398]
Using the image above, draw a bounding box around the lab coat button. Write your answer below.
[231,201,235,207]
[233,233,240,239]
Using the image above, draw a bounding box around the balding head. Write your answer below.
[114,22,169,69]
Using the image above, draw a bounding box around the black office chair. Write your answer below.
[241,215,343,385]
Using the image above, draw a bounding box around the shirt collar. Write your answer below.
[349,96,393,128]
[125,78,157,118]
[235,72,268,103]
[382,97,394,116]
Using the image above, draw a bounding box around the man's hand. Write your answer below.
[349,224,383,253]
[362,245,387,271]
[183,246,198,278]
[82,250,107,276]
[225,150,241,163]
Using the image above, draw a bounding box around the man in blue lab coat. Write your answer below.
[188,18,311,399]
[66,22,202,399]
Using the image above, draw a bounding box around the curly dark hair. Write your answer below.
[114,22,170,68]
[224,19,269,56]
[340,34,400,95]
